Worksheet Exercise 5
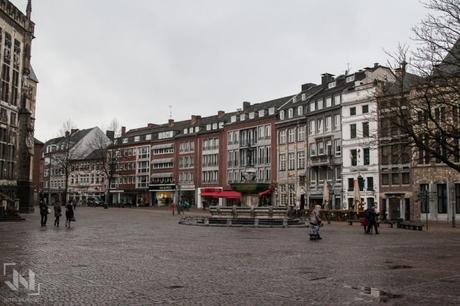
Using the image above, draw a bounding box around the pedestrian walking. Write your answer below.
[39,199,49,227]
[309,205,323,240]
[171,202,176,216]
[365,205,379,234]
[65,202,75,228]
[54,202,62,227]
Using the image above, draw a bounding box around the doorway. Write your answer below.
[389,198,401,220]
[404,198,410,221]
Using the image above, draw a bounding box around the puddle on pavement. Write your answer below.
[166,285,184,289]
[344,285,403,303]
[388,264,413,270]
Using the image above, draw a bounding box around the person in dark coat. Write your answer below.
[65,202,74,228]
[54,202,62,227]
[365,205,379,234]
[39,199,49,227]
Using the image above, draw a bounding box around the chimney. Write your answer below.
[243,101,250,110]
[65,131,70,137]
[374,62,379,68]
[106,130,115,141]
[321,73,335,85]
[191,115,201,125]
[217,110,225,118]
[168,119,174,127]
[301,83,315,91]
[121,126,126,136]
[71,128,79,134]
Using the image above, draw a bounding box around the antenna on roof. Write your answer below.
[346,62,351,75]
[169,105,172,119]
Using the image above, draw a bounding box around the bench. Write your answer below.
[397,222,424,231]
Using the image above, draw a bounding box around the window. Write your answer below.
[346,75,355,83]
[288,108,293,118]
[279,154,286,171]
[317,118,323,134]
[326,97,332,108]
[363,122,369,137]
[362,105,369,114]
[318,141,324,155]
[437,184,448,213]
[334,95,341,105]
[279,130,286,144]
[297,106,303,116]
[351,149,357,166]
[259,110,265,117]
[382,173,389,185]
[348,178,354,191]
[309,120,315,135]
[350,124,357,139]
[391,144,399,164]
[288,153,295,170]
[279,111,285,120]
[334,114,340,130]
[420,184,429,213]
[134,136,140,142]
[325,116,331,132]
[310,143,317,156]
[391,170,400,185]
[268,107,275,115]
[249,112,255,119]
[363,148,370,165]
[297,151,305,169]
[350,107,356,116]
[335,139,341,156]
[310,102,316,112]
[317,99,323,110]
[240,114,246,121]
[301,93,306,101]
[288,128,296,143]
[297,126,306,142]
[328,81,336,89]
[146,134,152,141]
[367,177,374,191]
[402,172,410,185]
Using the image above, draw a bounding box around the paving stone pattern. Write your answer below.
[0,208,460,305]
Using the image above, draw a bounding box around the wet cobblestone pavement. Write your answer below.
[0,207,459,305]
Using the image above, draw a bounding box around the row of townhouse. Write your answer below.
[40,127,112,204]
[108,97,288,208]
[104,62,460,221]
[39,63,460,222]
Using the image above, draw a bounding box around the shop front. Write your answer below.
[150,184,176,207]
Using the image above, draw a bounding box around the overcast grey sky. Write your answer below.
[13,0,427,141]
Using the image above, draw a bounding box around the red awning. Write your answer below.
[258,188,273,197]
[201,191,241,199]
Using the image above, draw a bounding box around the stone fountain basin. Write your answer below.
[230,183,270,195]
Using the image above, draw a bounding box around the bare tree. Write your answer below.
[49,120,77,204]
[88,129,116,206]
[385,0,460,173]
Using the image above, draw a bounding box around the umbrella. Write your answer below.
[353,178,361,212]
[322,180,330,209]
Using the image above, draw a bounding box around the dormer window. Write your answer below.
[293,96,297,103]
[218,122,224,129]
[212,123,218,129]
[195,126,200,133]
[240,114,246,121]
[249,112,255,119]
[258,109,265,117]
[301,93,306,101]
[310,102,316,112]
[146,134,152,141]
[328,81,336,89]
[206,124,211,131]
[288,108,293,118]
[297,106,303,116]
[184,128,188,134]
[231,115,237,123]
[346,75,355,83]
[280,110,285,120]
[134,136,140,142]
[189,127,194,133]
[268,107,275,115]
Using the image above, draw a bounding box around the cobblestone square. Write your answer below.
[1,208,460,305]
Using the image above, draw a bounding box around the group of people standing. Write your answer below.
[39,200,75,228]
